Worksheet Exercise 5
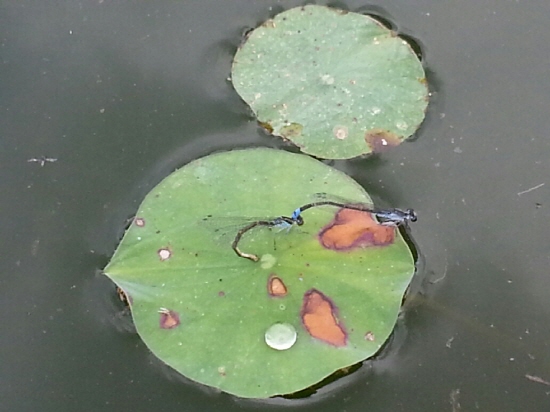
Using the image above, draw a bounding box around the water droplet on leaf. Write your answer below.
[265,322,297,350]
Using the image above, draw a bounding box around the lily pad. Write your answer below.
[104,148,416,398]
[231,5,428,159]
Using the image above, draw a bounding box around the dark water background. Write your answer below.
[2,1,550,410]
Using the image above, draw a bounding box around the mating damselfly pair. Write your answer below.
[229,193,417,262]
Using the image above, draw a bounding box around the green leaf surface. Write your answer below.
[231,5,428,159]
[104,148,415,398]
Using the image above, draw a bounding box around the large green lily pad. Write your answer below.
[104,148,415,398]
[232,5,428,159]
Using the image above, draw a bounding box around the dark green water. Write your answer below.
[2,1,550,410]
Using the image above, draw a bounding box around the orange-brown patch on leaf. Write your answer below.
[159,308,180,329]
[318,208,395,251]
[371,222,395,245]
[267,274,288,297]
[365,128,401,153]
[301,289,347,347]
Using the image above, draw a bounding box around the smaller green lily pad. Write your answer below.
[103,148,416,398]
[231,5,428,159]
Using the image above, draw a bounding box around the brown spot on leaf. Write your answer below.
[134,217,145,227]
[157,247,172,261]
[159,308,180,329]
[318,208,395,251]
[333,125,348,140]
[364,331,375,341]
[116,286,132,306]
[334,8,349,16]
[280,122,303,138]
[259,121,273,134]
[267,274,288,297]
[301,289,347,347]
[365,129,401,153]
[262,19,276,29]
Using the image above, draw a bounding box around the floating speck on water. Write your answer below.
[265,322,297,350]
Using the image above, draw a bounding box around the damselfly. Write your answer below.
[231,214,304,262]
[291,193,417,227]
